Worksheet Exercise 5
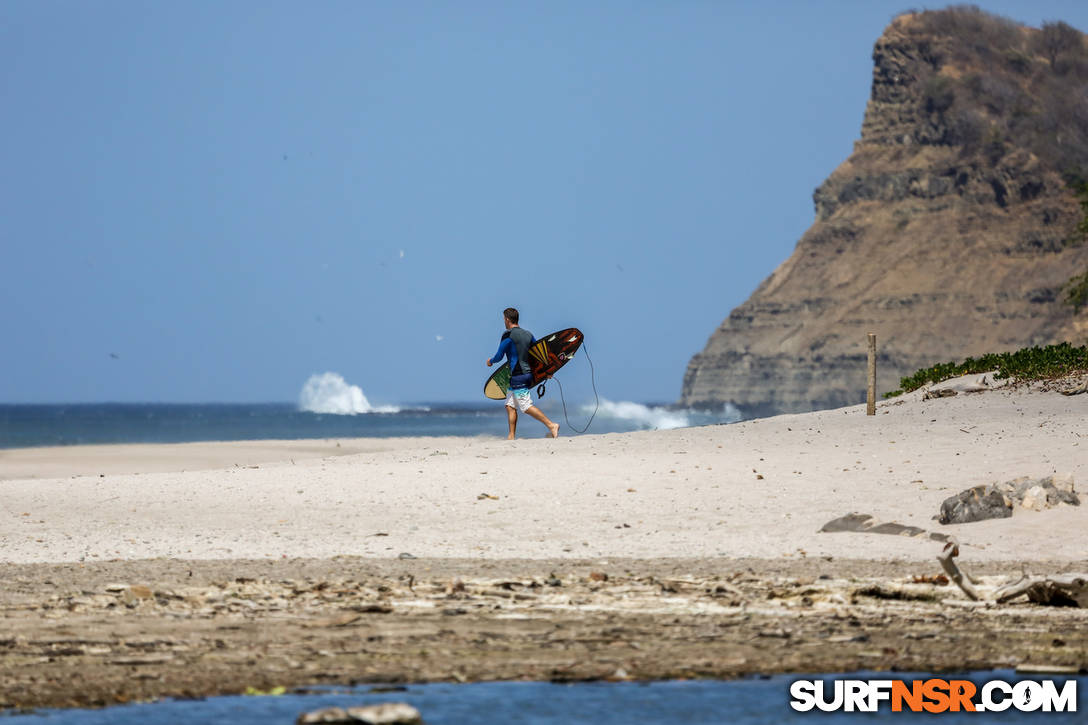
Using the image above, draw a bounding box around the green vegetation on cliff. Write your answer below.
[1067,268,1088,312]
[883,342,1088,397]
[904,7,1088,185]
[885,9,1088,392]
[1066,183,1088,311]
[905,7,1088,306]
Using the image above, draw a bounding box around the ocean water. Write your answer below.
[9,674,1084,724]
[0,400,741,449]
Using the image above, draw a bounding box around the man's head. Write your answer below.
[503,307,519,328]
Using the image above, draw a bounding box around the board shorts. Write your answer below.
[505,372,534,412]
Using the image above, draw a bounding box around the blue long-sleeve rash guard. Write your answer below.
[490,331,536,377]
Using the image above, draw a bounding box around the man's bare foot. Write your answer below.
[507,434,516,440]
[548,423,560,438]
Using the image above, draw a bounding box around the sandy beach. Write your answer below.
[1,380,1086,709]
[2,379,1086,564]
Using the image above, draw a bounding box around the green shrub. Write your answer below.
[883,342,1088,397]
[1004,48,1033,74]
[1066,270,1088,312]
[1078,182,1088,242]
[922,76,956,113]
[1033,21,1086,67]
[902,9,1088,180]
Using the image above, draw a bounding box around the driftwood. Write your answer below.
[937,537,1088,606]
[936,538,984,600]
[994,575,1088,606]
[820,512,949,541]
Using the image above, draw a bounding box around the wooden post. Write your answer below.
[866,333,877,416]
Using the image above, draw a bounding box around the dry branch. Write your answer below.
[937,537,1088,606]
[937,538,982,600]
[995,574,1088,606]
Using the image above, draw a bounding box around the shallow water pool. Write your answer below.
[7,672,1085,724]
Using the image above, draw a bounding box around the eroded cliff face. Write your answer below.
[682,12,1088,416]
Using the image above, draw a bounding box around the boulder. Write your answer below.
[996,476,1079,508]
[939,485,1012,524]
[1045,473,1075,494]
[1020,485,1047,512]
[939,475,1078,525]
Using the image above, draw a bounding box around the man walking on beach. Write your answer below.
[486,307,560,440]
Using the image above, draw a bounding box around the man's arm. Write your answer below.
[488,337,512,366]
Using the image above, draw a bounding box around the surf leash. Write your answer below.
[549,342,599,434]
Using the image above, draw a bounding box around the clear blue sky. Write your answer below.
[4,1,1086,405]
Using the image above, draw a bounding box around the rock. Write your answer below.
[1046,473,1075,494]
[1052,488,1080,507]
[1020,485,1047,511]
[998,476,1036,498]
[941,475,1079,524]
[298,708,350,724]
[939,485,1012,525]
[296,702,422,724]
[996,476,1079,508]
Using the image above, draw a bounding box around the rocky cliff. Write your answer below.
[682,8,1088,417]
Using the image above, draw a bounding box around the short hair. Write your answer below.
[503,307,519,324]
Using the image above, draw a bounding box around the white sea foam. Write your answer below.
[591,400,691,430]
[298,372,399,415]
[585,399,743,431]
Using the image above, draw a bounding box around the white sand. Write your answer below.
[0,439,428,481]
[1,383,1085,564]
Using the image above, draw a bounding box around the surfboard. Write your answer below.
[483,327,583,400]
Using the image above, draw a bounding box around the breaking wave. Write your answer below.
[585,399,742,431]
[298,373,399,415]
